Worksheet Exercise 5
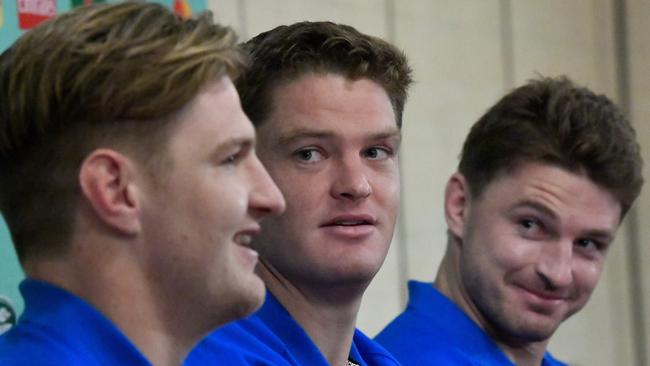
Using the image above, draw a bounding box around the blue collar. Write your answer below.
[17,279,151,365]
[255,292,330,364]
[258,291,397,366]
[407,280,564,365]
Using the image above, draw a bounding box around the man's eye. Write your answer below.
[364,147,391,160]
[575,238,601,251]
[294,148,324,163]
[517,218,545,239]
[520,219,537,230]
[222,151,243,165]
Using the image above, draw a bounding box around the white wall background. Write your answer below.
[208,1,649,365]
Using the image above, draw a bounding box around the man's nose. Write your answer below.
[536,240,574,289]
[330,157,372,201]
[248,157,286,219]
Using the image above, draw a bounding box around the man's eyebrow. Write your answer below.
[275,126,401,147]
[275,129,336,146]
[212,136,254,156]
[511,199,616,241]
[511,199,558,221]
[583,229,615,243]
[368,127,402,142]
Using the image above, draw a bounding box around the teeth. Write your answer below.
[235,234,253,247]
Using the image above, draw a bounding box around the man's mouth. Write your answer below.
[319,215,377,239]
[233,228,261,265]
[517,285,569,301]
[329,220,370,226]
[321,214,376,227]
[514,284,570,314]
[233,227,260,248]
[234,233,253,247]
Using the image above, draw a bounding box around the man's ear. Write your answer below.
[79,149,141,235]
[444,173,470,242]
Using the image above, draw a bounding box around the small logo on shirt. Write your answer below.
[0,295,16,335]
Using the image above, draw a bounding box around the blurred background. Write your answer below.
[1,1,649,365]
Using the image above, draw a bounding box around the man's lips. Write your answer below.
[233,227,261,248]
[319,214,377,239]
[234,227,261,265]
[319,214,377,227]
[515,284,569,311]
[520,286,568,301]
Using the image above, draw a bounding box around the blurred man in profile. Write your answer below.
[0,2,284,365]
[376,77,644,366]
[188,21,412,366]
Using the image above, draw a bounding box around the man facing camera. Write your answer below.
[0,3,284,365]
[188,21,412,366]
[376,77,643,366]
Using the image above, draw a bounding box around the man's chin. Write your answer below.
[224,276,267,321]
[502,319,560,345]
[312,265,381,296]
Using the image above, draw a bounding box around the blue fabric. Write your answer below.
[0,279,151,366]
[187,291,400,366]
[375,281,567,366]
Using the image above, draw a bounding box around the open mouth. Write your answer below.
[232,229,261,265]
[234,233,253,247]
[233,227,261,248]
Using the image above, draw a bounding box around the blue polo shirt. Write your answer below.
[187,291,399,365]
[375,281,567,366]
[0,279,151,365]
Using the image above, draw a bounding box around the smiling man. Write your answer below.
[375,77,644,366]
[188,21,412,366]
[0,3,284,365]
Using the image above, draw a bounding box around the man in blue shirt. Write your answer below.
[188,21,413,366]
[375,77,644,365]
[0,3,284,365]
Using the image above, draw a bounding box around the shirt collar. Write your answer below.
[19,279,151,365]
[407,280,565,366]
[258,291,394,366]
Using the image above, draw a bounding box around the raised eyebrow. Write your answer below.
[511,199,558,221]
[513,200,616,242]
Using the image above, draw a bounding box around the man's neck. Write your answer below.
[499,343,549,366]
[258,262,365,366]
[26,247,194,366]
[434,253,549,366]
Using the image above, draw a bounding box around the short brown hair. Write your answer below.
[458,76,643,216]
[235,21,412,127]
[0,1,246,263]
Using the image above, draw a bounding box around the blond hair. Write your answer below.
[0,1,246,263]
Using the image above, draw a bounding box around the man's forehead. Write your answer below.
[259,75,396,128]
[482,161,623,227]
[270,72,394,113]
